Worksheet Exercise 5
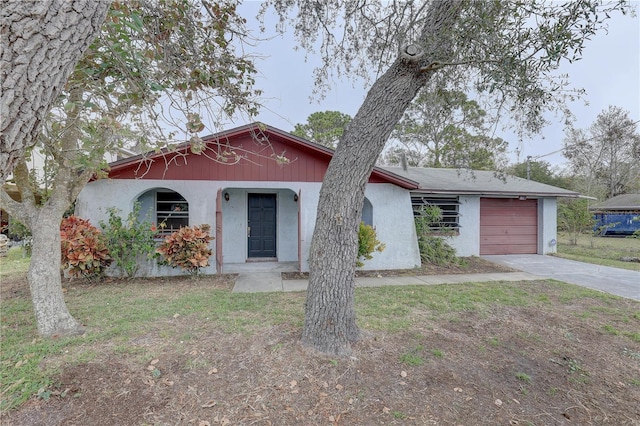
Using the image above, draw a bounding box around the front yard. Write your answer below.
[1,252,639,425]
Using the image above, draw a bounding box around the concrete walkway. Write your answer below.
[232,270,540,293]
[484,255,640,301]
[230,256,640,300]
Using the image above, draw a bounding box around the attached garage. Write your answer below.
[381,167,580,257]
[480,198,538,255]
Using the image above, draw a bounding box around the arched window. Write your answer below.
[137,188,189,234]
[361,197,373,226]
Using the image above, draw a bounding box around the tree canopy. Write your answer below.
[291,111,352,149]
[388,86,507,169]
[510,160,571,189]
[564,105,640,199]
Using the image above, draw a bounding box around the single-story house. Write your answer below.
[590,193,640,236]
[76,123,580,276]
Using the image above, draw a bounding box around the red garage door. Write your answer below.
[480,198,538,255]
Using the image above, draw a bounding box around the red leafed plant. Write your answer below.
[156,224,213,275]
[60,216,112,279]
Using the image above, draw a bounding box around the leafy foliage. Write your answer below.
[510,160,571,189]
[564,106,640,199]
[0,0,262,337]
[390,87,507,169]
[7,219,32,256]
[99,203,156,278]
[557,199,596,245]
[60,216,112,279]
[357,222,385,267]
[291,111,352,149]
[156,224,213,275]
[414,205,459,266]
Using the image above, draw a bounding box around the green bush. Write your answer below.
[100,204,156,277]
[60,216,112,279]
[418,236,459,266]
[558,199,595,245]
[8,219,32,257]
[156,224,213,275]
[414,204,460,266]
[357,222,385,267]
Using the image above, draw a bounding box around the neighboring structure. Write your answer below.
[76,123,580,276]
[590,193,640,236]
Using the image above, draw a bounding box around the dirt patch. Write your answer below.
[283,256,516,280]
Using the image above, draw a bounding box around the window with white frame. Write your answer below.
[411,194,460,232]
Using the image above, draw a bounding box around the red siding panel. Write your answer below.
[480,198,538,255]
[108,127,418,189]
[110,134,333,182]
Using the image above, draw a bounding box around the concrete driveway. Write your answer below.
[484,255,640,301]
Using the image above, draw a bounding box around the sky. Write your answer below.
[232,1,640,169]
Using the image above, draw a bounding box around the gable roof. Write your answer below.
[106,123,419,189]
[381,166,580,198]
[590,193,640,212]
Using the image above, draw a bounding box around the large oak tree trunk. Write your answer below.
[302,56,430,356]
[0,0,110,182]
[28,211,84,337]
[302,0,462,356]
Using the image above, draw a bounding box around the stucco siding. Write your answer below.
[76,179,419,275]
[446,196,480,257]
[361,184,421,271]
[539,197,558,254]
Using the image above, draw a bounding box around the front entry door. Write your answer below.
[248,194,277,258]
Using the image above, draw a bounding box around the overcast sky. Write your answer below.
[232,1,640,168]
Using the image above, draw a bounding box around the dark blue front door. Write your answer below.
[248,194,277,258]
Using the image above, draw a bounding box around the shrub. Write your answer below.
[418,235,459,266]
[558,199,595,245]
[60,216,112,279]
[99,204,156,277]
[8,219,32,257]
[156,224,213,275]
[414,205,460,266]
[357,222,385,267]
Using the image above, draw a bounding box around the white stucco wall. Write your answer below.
[446,196,480,257]
[76,179,221,276]
[362,184,421,271]
[76,179,421,275]
[538,197,558,254]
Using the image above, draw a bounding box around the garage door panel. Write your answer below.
[480,198,538,255]
[481,235,537,245]
[481,216,538,226]
[480,226,538,236]
[482,244,538,255]
[481,205,538,214]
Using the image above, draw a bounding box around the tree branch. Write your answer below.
[13,159,36,208]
